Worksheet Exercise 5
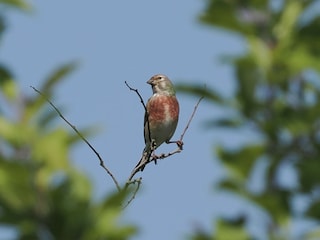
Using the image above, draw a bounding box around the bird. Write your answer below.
[134,74,179,172]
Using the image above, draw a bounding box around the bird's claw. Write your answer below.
[176,140,183,150]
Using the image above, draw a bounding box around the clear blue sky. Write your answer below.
[1,1,261,239]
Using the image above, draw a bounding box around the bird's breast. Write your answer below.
[147,95,179,124]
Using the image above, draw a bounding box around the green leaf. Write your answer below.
[273,1,302,45]
[217,144,265,180]
[46,175,92,239]
[250,190,290,225]
[305,227,320,240]
[286,45,320,74]
[0,158,35,214]
[36,106,64,127]
[189,228,213,240]
[68,125,101,145]
[176,84,224,103]
[40,61,78,94]
[0,116,36,147]
[32,128,71,171]
[85,190,137,239]
[214,218,250,240]
[248,36,272,73]
[218,179,243,192]
[204,118,243,128]
[297,158,320,192]
[0,15,5,37]
[0,0,31,10]
[26,62,78,123]
[0,64,18,101]
[306,199,320,219]
[235,57,260,117]
[298,16,320,55]
[199,0,257,35]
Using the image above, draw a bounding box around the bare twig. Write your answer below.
[124,81,147,110]
[125,81,152,144]
[180,96,204,141]
[123,177,142,209]
[30,86,121,192]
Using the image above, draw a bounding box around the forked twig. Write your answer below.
[30,86,121,192]
[123,177,142,209]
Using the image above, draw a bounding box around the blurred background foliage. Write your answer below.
[179,0,320,239]
[0,1,136,239]
[1,0,320,239]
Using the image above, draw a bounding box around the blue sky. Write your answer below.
[1,1,251,239]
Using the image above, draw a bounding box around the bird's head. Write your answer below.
[147,74,175,95]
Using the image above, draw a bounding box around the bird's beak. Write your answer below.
[147,78,153,85]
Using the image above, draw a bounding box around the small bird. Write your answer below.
[134,74,179,172]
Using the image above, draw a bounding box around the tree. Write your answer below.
[0,2,135,239]
[178,0,320,239]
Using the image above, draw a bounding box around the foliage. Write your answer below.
[0,0,30,11]
[178,0,320,239]
[0,1,136,239]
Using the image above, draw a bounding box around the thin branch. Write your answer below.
[151,145,183,161]
[125,81,152,145]
[124,81,147,110]
[30,86,121,192]
[122,177,142,209]
[180,96,204,141]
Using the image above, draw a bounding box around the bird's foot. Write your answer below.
[166,140,184,150]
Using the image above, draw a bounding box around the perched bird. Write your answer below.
[134,74,179,172]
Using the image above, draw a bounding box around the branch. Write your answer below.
[30,86,121,192]
[122,177,142,209]
[125,81,152,144]
[180,96,204,141]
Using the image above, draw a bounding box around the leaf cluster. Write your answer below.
[180,0,320,239]
[0,2,136,239]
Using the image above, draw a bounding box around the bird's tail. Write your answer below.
[128,150,151,182]
[133,150,151,172]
